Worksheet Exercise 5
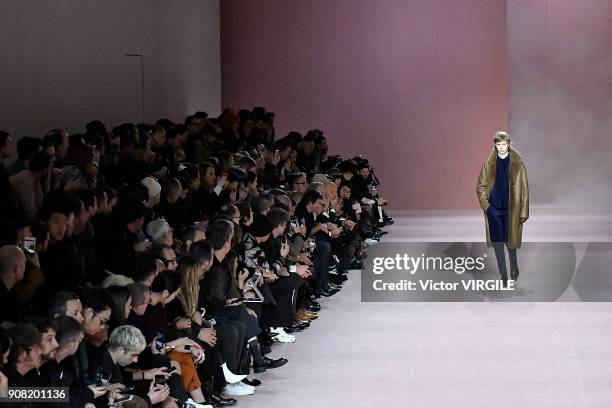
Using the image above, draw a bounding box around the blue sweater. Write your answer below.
[489,155,510,214]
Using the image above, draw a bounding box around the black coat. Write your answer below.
[32,358,95,408]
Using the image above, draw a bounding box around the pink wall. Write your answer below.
[507,0,612,211]
[221,0,508,210]
[0,0,221,138]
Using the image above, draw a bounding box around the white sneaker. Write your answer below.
[185,398,213,408]
[223,381,255,396]
[221,362,247,384]
[239,381,255,393]
[270,327,296,343]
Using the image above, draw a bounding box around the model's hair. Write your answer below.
[493,131,510,144]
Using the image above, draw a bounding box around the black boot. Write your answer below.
[500,273,508,288]
[250,338,288,373]
[509,249,519,281]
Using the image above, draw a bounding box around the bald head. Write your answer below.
[0,245,27,289]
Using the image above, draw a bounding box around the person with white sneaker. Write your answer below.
[203,220,288,378]
[269,327,295,343]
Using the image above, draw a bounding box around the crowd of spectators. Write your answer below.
[0,107,392,407]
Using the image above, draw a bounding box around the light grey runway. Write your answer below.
[237,209,612,408]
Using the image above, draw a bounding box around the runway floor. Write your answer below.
[237,209,612,408]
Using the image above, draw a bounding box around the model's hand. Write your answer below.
[519,217,528,224]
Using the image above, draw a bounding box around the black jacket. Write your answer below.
[31,358,95,408]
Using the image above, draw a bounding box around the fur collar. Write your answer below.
[487,146,523,176]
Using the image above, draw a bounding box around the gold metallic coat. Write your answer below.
[476,147,529,249]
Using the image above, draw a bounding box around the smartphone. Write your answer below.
[250,271,262,284]
[154,329,164,352]
[154,375,166,386]
[96,371,110,387]
[113,395,134,404]
[22,237,36,255]
[206,318,217,327]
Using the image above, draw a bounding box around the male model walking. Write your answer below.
[476,131,529,285]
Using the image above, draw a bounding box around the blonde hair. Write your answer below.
[493,131,510,144]
[177,259,201,319]
[109,325,146,353]
[101,273,134,289]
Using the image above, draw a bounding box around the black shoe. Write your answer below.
[253,357,288,373]
[242,377,261,387]
[319,288,338,297]
[210,392,237,407]
[304,304,320,313]
[329,275,347,285]
[500,274,508,288]
[304,301,321,311]
[355,249,368,260]
[293,318,310,327]
[510,268,519,281]
[284,321,308,333]
[308,300,321,308]
[328,282,342,290]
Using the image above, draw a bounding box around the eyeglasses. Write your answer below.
[93,312,110,326]
[165,258,178,267]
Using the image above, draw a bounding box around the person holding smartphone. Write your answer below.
[203,220,288,379]
[87,325,172,408]
[165,256,244,405]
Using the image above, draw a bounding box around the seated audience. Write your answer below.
[0,107,393,407]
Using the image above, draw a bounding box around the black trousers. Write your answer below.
[266,274,306,327]
[215,320,246,373]
[214,305,261,340]
[492,242,518,278]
